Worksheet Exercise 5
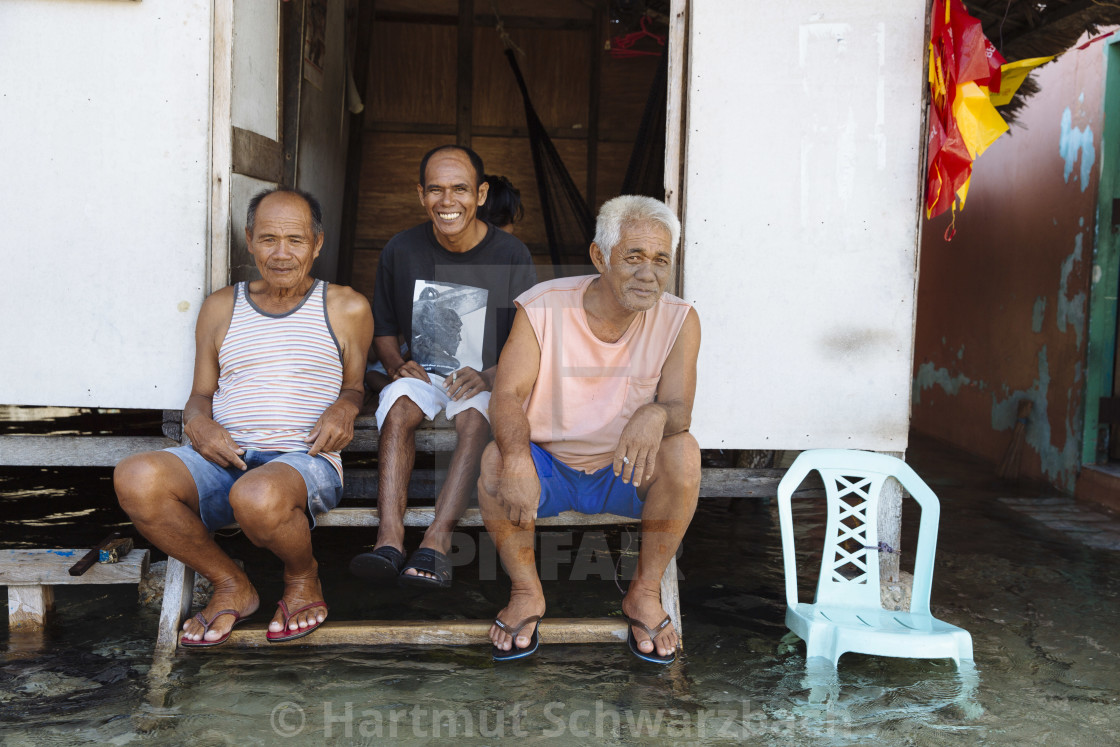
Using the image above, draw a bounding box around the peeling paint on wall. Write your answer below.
[1057,233,1087,348]
[1059,107,1095,192]
[913,361,971,405]
[990,346,1081,492]
[1032,296,1047,333]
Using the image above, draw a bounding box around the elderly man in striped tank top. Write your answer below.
[480,195,702,664]
[115,189,373,646]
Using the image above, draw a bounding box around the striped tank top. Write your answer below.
[211,280,344,478]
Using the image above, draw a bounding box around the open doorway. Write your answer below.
[337,0,673,298]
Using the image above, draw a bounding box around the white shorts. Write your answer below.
[374,374,491,430]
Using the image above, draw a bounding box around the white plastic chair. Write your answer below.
[777,449,973,667]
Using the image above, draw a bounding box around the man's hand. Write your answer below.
[391,360,431,384]
[184,415,247,470]
[496,453,541,530]
[612,405,668,488]
[443,366,490,401]
[305,401,359,456]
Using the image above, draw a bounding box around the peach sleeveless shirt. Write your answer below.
[517,275,692,474]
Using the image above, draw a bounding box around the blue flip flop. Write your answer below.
[624,613,677,664]
[491,615,541,661]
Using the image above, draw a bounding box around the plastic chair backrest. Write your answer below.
[777,449,941,617]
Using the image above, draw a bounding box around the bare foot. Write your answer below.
[489,588,546,652]
[268,572,328,635]
[622,589,677,658]
[181,578,260,643]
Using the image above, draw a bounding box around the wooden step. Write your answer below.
[340,467,786,500]
[199,618,627,648]
[300,507,638,528]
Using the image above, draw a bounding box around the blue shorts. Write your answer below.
[531,443,644,519]
[165,445,343,531]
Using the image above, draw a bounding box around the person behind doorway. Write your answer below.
[114,188,374,646]
[477,174,524,233]
[480,195,701,663]
[351,145,536,589]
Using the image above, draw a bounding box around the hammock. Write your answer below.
[504,49,595,273]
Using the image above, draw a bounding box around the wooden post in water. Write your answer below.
[877,451,905,589]
[8,585,54,628]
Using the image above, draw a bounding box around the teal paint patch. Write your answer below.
[1032,296,1047,332]
[912,361,971,405]
[957,345,965,360]
[990,346,1082,493]
[1059,107,1096,192]
[1057,234,1087,348]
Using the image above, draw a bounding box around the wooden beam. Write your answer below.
[0,549,149,585]
[665,0,689,297]
[195,617,627,648]
[280,0,305,187]
[156,558,196,655]
[231,127,284,183]
[313,507,638,528]
[210,0,234,294]
[586,5,603,209]
[341,466,785,500]
[0,435,179,467]
[456,0,474,149]
[375,11,593,32]
[336,0,376,286]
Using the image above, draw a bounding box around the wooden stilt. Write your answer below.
[660,556,683,644]
[8,584,54,629]
[155,558,195,654]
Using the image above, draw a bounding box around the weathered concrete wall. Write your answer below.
[912,38,1106,492]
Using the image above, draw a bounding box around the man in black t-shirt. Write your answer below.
[352,145,536,590]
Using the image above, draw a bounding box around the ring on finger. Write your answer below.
[622,456,630,464]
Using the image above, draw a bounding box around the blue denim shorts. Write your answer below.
[531,443,644,519]
[165,445,343,531]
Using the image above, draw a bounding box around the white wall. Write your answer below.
[682,2,926,451]
[0,0,213,409]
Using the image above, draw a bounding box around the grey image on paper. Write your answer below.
[411,280,488,377]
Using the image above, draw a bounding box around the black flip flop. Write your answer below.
[491,615,542,661]
[624,613,677,664]
[398,547,452,589]
[350,546,405,583]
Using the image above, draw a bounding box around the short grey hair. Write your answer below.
[593,195,681,266]
[246,188,324,237]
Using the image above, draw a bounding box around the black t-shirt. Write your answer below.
[372,222,537,371]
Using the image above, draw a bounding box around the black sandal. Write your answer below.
[491,615,542,661]
[623,613,677,664]
[349,546,405,583]
[398,547,452,589]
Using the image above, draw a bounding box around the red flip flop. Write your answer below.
[180,609,249,648]
[265,599,329,643]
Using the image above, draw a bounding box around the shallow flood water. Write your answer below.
[2,428,1118,745]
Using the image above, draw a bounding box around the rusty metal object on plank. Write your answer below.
[99,537,133,564]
